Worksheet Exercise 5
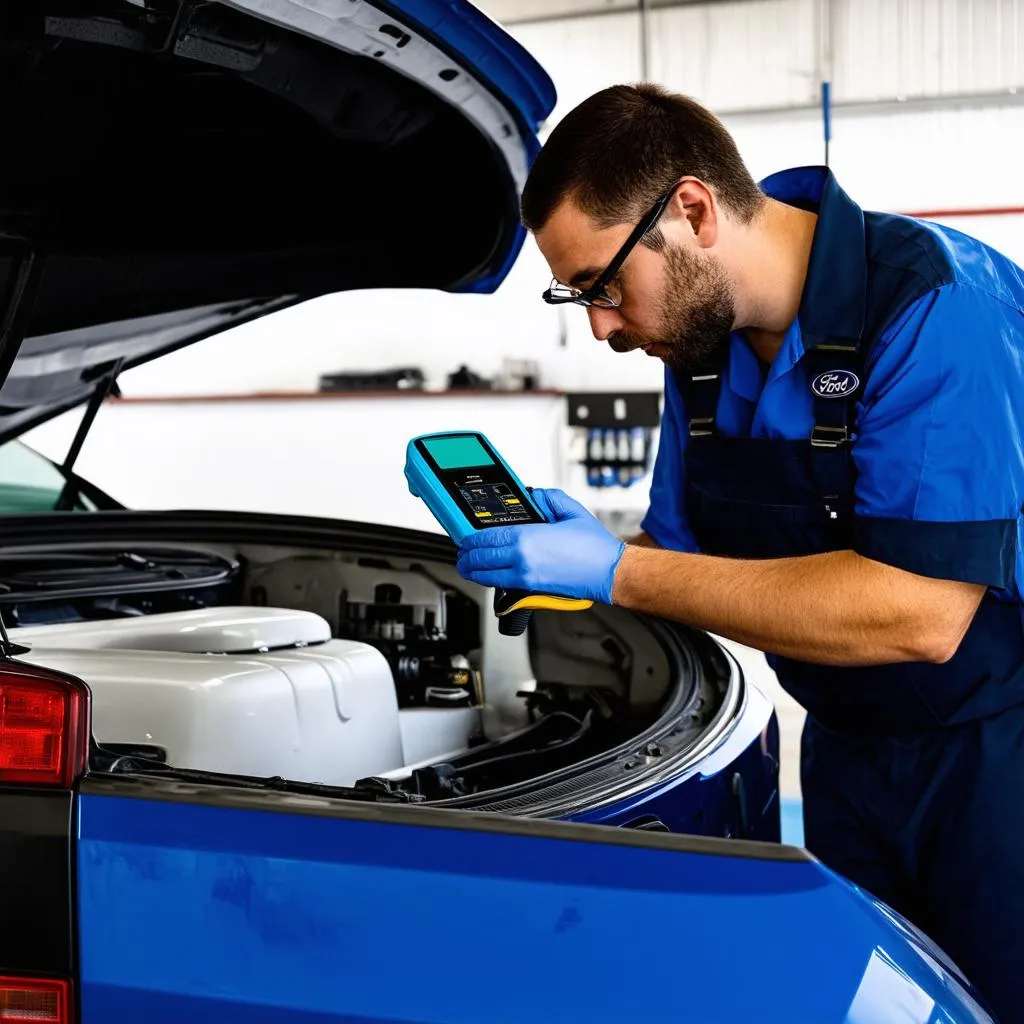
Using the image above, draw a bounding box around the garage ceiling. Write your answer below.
[480,0,1024,116]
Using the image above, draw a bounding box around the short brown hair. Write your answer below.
[521,84,763,239]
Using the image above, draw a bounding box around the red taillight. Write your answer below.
[0,977,71,1023]
[0,664,88,787]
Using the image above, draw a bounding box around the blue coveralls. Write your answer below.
[641,166,1024,1022]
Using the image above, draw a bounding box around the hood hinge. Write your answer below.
[0,617,30,660]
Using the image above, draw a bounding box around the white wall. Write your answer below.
[25,394,571,532]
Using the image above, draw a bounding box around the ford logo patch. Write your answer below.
[811,370,860,399]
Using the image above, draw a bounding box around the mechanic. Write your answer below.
[455,83,1024,1021]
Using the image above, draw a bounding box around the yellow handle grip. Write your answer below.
[496,594,593,615]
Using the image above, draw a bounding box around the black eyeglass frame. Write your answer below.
[541,180,682,308]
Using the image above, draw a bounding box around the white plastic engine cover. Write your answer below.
[11,606,331,654]
[13,609,404,786]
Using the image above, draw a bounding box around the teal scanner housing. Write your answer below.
[405,431,593,634]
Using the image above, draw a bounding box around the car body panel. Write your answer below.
[570,692,780,844]
[75,781,991,1023]
[387,0,556,131]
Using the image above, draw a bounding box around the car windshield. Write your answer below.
[0,440,97,513]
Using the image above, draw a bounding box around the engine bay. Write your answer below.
[0,535,713,804]
[0,544,485,713]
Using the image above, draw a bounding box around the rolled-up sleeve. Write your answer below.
[641,371,700,552]
[852,283,1024,591]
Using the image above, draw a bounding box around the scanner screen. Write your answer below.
[423,436,494,470]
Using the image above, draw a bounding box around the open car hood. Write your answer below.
[0,1,555,441]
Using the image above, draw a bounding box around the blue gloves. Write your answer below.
[455,488,626,605]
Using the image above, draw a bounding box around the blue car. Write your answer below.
[0,1,993,1020]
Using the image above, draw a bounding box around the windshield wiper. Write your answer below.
[94,748,426,803]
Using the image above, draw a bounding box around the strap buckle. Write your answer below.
[689,417,715,438]
[810,424,848,448]
[809,343,860,355]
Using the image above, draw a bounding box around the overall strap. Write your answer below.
[679,353,725,438]
[803,340,864,523]
[676,339,866,524]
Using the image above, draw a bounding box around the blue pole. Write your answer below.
[821,80,832,167]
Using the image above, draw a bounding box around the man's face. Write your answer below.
[535,199,735,373]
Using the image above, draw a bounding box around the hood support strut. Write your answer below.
[53,358,124,512]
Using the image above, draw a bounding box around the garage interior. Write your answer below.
[2,1,1022,1020]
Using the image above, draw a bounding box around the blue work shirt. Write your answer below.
[642,166,1024,600]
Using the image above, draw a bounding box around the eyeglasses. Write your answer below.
[542,180,681,309]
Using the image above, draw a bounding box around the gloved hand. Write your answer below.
[455,488,626,605]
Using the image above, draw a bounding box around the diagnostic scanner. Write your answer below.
[405,431,592,634]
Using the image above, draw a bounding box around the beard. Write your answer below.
[608,244,734,374]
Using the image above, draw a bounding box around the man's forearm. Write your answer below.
[612,546,984,667]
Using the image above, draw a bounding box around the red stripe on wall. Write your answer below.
[902,206,1024,219]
